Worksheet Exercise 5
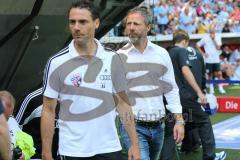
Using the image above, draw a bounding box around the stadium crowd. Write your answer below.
[111,0,240,36]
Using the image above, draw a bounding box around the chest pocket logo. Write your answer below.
[99,75,111,80]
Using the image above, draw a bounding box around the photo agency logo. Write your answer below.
[49,47,173,121]
[120,109,192,123]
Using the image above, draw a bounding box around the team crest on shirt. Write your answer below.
[187,47,197,60]
[70,73,81,87]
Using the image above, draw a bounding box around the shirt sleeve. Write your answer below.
[42,59,60,99]
[162,50,182,113]
[177,48,190,68]
[196,37,205,47]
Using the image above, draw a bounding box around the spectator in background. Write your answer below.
[229,46,240,81]
[196,28,226,94]
[229,46,240,65]
[202,3,214,15]
[222,22,231,33]
[217,6,230,24]
[230,2,240,21]
[0,100,11,160]
[231,58,240,81]
[155,0,169,34]
[196,1,204,17]
[220,45,234,79]
[226,0,234,13]
[179,7,195,34]
[230,21,240,33]
[216,6,230,32]
[197,13,212,34]
[220,44,232,61]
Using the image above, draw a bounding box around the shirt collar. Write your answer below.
[69,38,106,60]
[127,39,155,53]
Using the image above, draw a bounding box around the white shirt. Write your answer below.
[8,117,21,149]
[43,39,124,157]
[117,40,182,121]
[197,34,222,63]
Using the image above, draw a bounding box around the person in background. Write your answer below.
[219,45,234,79]
[196,28,226,94]
[0,91,35,160]
[117,7,184,160]
[15,87,59,159]
[168,29,226,160]
[0,91,24,160]
[0,99,11,160]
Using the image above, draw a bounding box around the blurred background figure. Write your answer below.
[0,99,11,160]
[0,91,35,160]
[0,91,24,160]
[196,28,226,94]
[154,0,169,34]
[220,44,235,79]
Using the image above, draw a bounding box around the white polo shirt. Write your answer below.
[196,34,222,63]
[43,39,125,157]
[117,40,182,121]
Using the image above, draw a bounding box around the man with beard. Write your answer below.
[117,7,184,160]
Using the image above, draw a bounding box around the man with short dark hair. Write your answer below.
[41,1,140,160]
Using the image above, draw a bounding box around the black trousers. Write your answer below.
[182,98,216,160]
[60,151,123,160]
[161,98,216,160]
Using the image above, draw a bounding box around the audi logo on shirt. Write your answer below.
[99,75,111,80]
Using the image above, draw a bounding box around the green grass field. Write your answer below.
[178,85,240,160]
[178,112,240,160]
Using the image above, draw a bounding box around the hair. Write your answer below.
[68,0,100,20]
[172,29,189,44]
[127,7,152,25]
[0,91,15,108]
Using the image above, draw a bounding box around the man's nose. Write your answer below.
[73,22,80,30]
[129,24,135,31]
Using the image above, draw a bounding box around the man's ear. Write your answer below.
[147,24,152,33]
[183,40,189,48]
[95,18,100,29]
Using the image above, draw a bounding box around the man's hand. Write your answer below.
[197,92,208,105]
[173,123,185,144]
[19,153,24,160]
[128,144,140,160]
[204,53,209,58]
